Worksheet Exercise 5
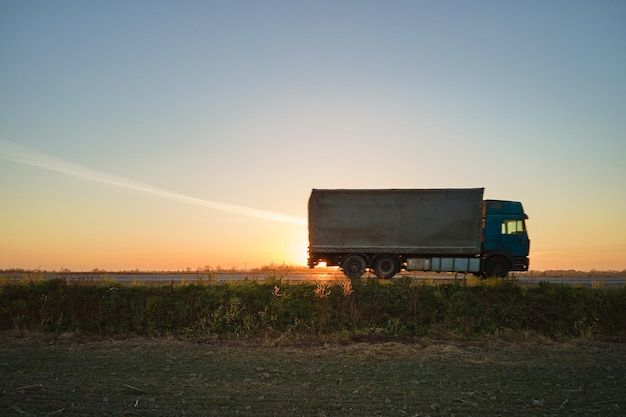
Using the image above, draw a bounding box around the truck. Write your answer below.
[307,188,530,279]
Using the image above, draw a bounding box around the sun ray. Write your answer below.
[0,137,306,225]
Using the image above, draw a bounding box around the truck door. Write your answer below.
[499,219,529,257]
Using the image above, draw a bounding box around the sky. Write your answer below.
[1,0,625,272]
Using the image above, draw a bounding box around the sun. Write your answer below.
[291,241,309,266]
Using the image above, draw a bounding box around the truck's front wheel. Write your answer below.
[373,255,399,279]
[342,255,366,279]
[484,256,510,278]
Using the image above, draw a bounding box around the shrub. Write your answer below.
[1,278,624,340]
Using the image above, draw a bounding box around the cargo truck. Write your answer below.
[307,188,530,279]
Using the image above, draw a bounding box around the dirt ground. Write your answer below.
[1,332,624,417]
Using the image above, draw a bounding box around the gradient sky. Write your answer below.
[1,0,625,272]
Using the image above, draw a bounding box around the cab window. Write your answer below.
[501,220,525,235]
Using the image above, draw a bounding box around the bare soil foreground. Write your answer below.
[1,333,624,417]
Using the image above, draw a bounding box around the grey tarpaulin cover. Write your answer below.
[308,188,484,255]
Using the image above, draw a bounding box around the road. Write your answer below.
[3,271,624,287]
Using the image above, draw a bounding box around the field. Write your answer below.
[2,332,625,416]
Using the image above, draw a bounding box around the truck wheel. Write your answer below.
[373,255,399,279]
[342,255,366,279]
[485,257,509,278]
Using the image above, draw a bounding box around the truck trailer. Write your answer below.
[307,188,530,279]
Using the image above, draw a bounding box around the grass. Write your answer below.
[1,277,625,341]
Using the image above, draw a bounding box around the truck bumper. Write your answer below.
[512,257,529,271]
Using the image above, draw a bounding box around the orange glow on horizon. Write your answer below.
[1,227,624,272]
[1,252,625,273]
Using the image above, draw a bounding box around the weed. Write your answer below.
[340,280,354,297]
[314,282,331,298]
[272,285,282,298]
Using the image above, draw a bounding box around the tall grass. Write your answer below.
[1,277,624,340]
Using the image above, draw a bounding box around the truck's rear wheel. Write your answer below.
[342,255,366,279]
[373,255,399,279]
[484,256,510,278]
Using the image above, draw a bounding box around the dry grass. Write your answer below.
[1,331,624,416]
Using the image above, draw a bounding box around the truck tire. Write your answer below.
[342,255,366,279]
[373,255,399,279]
[484,256,509,278]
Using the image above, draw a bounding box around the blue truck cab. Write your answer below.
[482,200,530,277]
